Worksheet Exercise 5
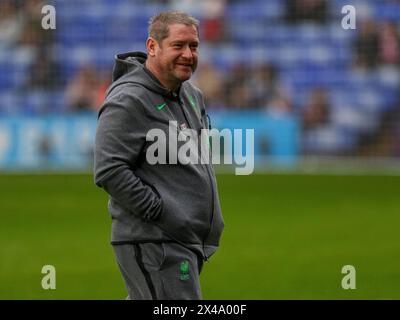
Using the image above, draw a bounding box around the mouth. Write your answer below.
[176,63,193,69]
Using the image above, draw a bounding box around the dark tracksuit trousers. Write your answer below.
[113,242,204,300]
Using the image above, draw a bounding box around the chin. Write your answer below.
[176,73,192,82]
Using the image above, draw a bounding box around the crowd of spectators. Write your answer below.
[194,62,292,113]
[65,66,109,112]
[353,19,400,70]
[0,0,53,50]
[285,0,329,24]
[1,0,400,156]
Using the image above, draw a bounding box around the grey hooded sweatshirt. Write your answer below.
[94,52,224,260]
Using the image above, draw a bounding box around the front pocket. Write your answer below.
[151,177,211,245]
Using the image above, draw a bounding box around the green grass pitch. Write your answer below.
[0,173,399,299]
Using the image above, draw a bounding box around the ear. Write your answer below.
[146,37,157,57]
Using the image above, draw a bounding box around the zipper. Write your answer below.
[147,95,215,260]
[177,95,214,261]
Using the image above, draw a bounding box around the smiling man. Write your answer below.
[94,11,224,300]
[146,19,198,91]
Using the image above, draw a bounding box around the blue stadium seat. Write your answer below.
[21,90,67,114]
[226,2,280,21]
[0,91,23,114]
[374,3,400,21]
[302,124,359,153]
[0,62,29,90]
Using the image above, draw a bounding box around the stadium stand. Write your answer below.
[0,0,399,157]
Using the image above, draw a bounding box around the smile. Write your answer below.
[176,63,192,68]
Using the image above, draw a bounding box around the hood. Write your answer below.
[107,51,171,97]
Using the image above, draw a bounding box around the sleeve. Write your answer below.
[93,90,162,221]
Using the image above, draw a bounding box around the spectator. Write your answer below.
[353,19,380,70]
[200,0,227,43]
[285,0,328,24]
[25,49,62,90]
[0,0,24,49]
[65,66,105,112]
[247,63,277,108]
[222,63,292,111]
[95,71,111,109]
[18,0,54,50]
[193,62,225,109]
[265,93,293,116]
[169,0,227,43]
[379,22,400,66]
[226,84,252,110]
[223,63,252,109]
[302,88,330,129]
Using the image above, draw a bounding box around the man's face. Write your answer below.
[151,24,199,88]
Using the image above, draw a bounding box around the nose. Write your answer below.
[181,45,193,60]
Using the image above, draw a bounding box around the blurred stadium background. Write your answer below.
[1,0,400,299]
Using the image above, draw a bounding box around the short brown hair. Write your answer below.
[148,11,199,43]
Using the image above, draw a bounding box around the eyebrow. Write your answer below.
[171,40,199,45]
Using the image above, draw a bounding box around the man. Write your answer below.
[94,11,224,300]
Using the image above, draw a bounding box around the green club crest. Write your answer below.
[180,260,190,281]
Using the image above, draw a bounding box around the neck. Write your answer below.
[145,59,180,92]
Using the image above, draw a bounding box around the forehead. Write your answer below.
[165,23,199,42]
